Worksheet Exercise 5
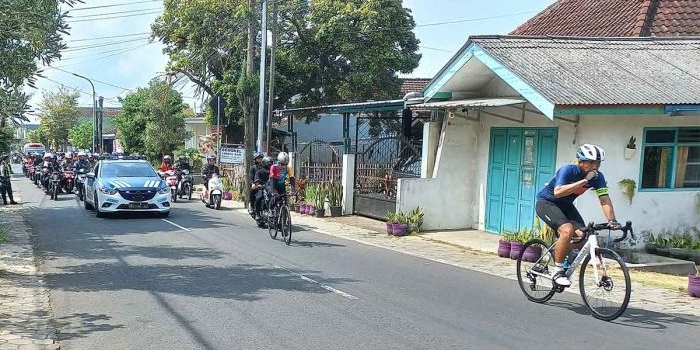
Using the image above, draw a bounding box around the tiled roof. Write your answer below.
[510,0,700,37]
[400,78,431,97]
[472,36,700,105]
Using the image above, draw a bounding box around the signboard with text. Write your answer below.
[219,144,245,164]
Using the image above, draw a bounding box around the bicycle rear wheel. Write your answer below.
[268,205,278,239]
[516,239,556,303]
[579,247,631,321]
[280,205,292,245]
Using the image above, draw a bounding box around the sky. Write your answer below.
[28,0,557,123]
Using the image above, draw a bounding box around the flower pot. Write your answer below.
[656,246,670,257]
[392,223,409,237]
[385,222,394,235]
[522,245,542,262]
[294,203,301,213]
[497,240,511,258]
[222,191,232,200]
[669,248,687,260]
[300,204,307,214]
[308,206,316,216]
[329,205,342,217]
[688,274,700,298]
[509,241,523,260]
[315,208,325,218]
[623,147,636,160]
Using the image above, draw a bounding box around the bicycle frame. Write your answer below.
[566,234,601,281]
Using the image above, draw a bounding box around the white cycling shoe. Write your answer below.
[553,271,571,287]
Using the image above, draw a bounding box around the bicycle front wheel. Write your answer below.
[579,247,631,321]
[280,205,292,245]
[516,239,556,303]
[268,206,279,239]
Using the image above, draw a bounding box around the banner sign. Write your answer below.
[219,144,245,164]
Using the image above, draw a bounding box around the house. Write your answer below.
[184,116,208,150]
[398,36,700,235]
[510,0,700,37]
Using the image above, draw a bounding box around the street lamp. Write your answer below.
[70,72,97,153]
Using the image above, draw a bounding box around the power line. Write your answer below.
[69,32,151,42]
[48,66,133,92]
[52,43,154,68]
[420,45,456,53]
[63,37,150,52]
[59,41,153,61]
[69,7,162,19]
[68,0,161,12]
[69,10,162,23]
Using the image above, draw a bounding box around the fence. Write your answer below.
[220,163,247,200]
[299,161,342,185]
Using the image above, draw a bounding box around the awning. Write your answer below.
[414,98,527,109]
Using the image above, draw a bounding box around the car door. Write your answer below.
[86,163,99,204]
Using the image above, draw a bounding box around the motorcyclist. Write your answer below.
[87,153,97,168]
[61,152,74,170]
[249,152,263,213]
[40,153,59,190]
[201,154,220,191]
[174,155,192,185]
[159,155,174,172]
[252,156,272,221]
[73,152,91,172]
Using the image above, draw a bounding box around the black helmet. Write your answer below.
[254,152,263,160]
[206,154,216,161]
[261,156,272,168]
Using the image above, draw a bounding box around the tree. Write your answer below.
[0,89,31,128]
[68,121,92,150]
[0,126,14,153]
[115,79,191,158]
[38,86,80,150]
[26,129,45,143]
[1,0,79,122]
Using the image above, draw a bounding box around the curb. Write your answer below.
[0,181,61,349]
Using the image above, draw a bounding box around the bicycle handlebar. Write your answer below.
[572,220,634,244]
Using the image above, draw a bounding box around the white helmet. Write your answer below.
[277,152,289,165]
[577,144,605,161]
[77,151,86,157]
[43,152,54,160]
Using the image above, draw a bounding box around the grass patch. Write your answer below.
[0,224,8,244]
[629,269,690,293]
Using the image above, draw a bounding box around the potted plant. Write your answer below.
[519,229,540,262]
[624,136,637,159]
[385,212,397,235]
[509,229,534,260]
[655,234,670,256]
[644,232,658,254]
[498,231,516,258]
[392,212,409,237]
[327,180,343,217]
[617,179,636,205]
[406,206,424,234]
[313,184,327,218]
[305,184,317,215]
[669,232,692,260]
[689,266,700,298]
[534,216,555,244]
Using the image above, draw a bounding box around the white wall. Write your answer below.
[398,116,478,229]
[400,103,700,234]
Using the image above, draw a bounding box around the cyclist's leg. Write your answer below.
[536,200,578,286]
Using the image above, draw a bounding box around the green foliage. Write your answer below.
[405,206,424,234]
[534,216,555,243]
[313,183,328,209]
[0,89,31,128]
[515,228,536,244]
[179,147,203,170]
[327,180,343,206]
[617,179,636,205]
[38,86,80,150]
[0,126,14,152]
[385,211,397,223]
[305,183,318,207]
[26,128,45,143]
[115,79,192,158]
[68,121,93,150]
[501,231,517,242]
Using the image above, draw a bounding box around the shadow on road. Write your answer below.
[53,312,125,342]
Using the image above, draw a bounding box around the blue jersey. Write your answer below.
[537,164,609,205]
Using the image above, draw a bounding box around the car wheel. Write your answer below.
[94,192,105,218]
[84,194,93,210]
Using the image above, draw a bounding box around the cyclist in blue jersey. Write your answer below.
[535,144,621,287]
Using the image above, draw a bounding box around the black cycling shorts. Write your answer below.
[535,199,585,232]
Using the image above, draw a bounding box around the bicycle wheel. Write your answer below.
[516,239,557,303]
[268,205,278,239]
[579,247,631,321]
[280,205,292,245]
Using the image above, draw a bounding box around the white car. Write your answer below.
[84,159,171,218]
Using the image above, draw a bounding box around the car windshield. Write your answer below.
[100,162,157,178]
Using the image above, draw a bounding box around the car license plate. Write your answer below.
[128,202,149,209]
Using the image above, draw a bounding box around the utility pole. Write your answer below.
[256,0,268,153]
[70,73,96,153]
[244,0,257,209]
[216,95,222,168]
[265,0,278,153]
[98,96,104,153]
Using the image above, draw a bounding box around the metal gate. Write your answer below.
[296,139,344,185]
[354,115,422,219]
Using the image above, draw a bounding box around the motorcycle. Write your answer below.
[63,170,74,194]
[74,168,89,201]
[48,170,62,200]
[201,173,223,210]
[177,169,194,200]
[158,169,179,203]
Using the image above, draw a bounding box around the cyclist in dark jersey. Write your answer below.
[535,143,621,287]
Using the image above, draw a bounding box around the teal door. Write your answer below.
[486,128,557,233]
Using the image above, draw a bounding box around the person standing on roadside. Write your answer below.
[0,154,18,205]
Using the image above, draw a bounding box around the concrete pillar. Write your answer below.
[420,121,441,178]
[289,151,297,176]
[341,154,355,215]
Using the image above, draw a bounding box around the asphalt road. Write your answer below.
[13,172,698,350]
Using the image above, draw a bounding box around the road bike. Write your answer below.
[266,193,292,245]
[516,220,634,321]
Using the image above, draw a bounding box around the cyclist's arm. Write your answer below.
[553,167,587,198]
[599,195,617,223]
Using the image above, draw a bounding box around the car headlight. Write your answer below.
[158,186,170,194]
[99,185,118,195]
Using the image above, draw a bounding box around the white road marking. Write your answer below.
[161,219,191,232]
[273,264,359,300]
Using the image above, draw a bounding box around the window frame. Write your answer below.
[639,127,700,192]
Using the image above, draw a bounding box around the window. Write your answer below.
[641,127,700,189]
